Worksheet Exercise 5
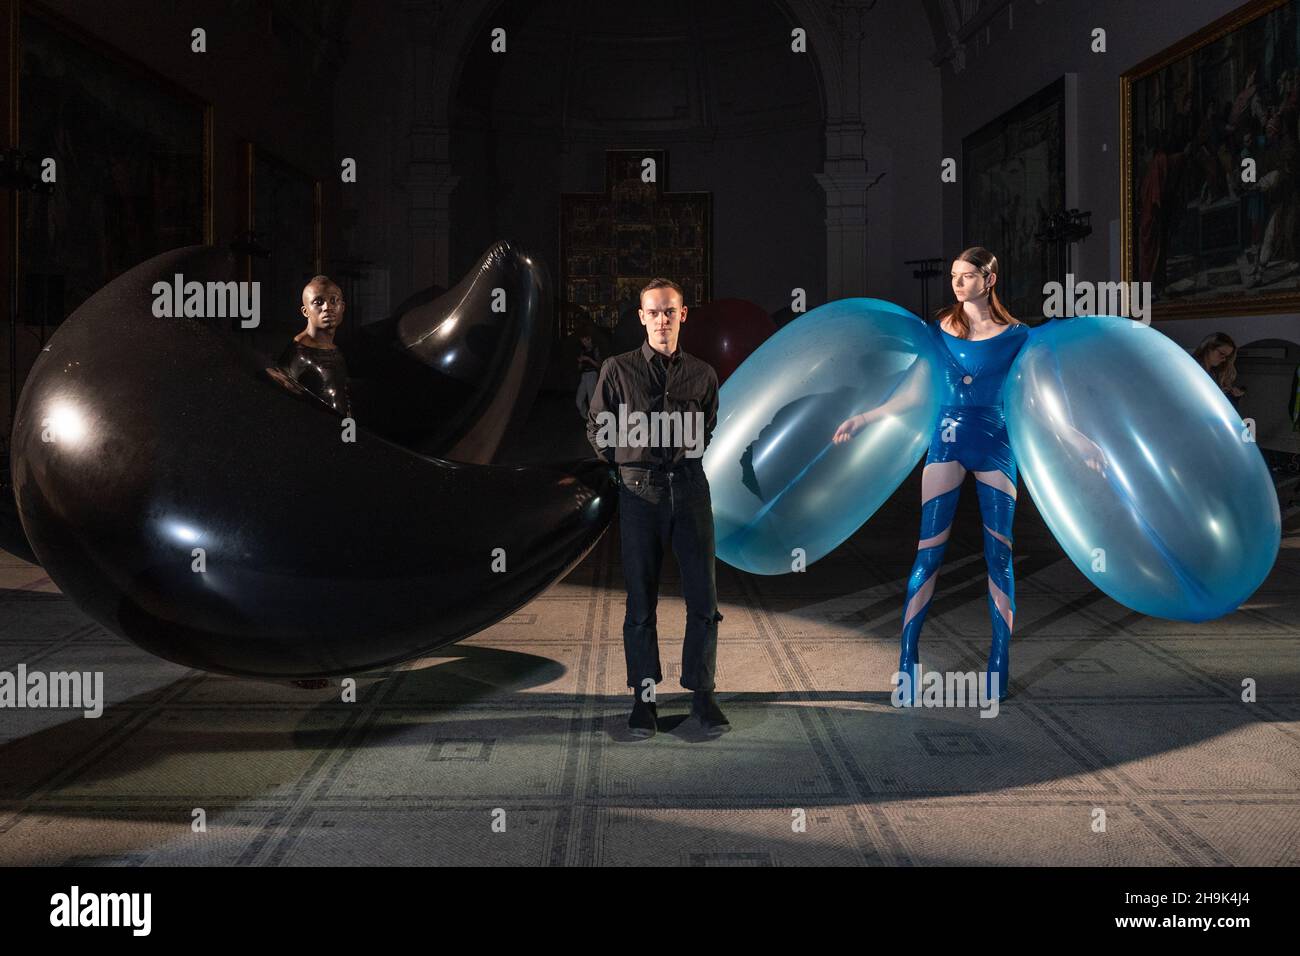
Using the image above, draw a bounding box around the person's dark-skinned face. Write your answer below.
[302,282,345,337]
[639,287,687,357]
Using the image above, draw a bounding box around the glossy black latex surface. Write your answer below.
[11,246,615,677]
[347,240,551,462]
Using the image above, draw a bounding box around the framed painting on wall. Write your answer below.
[17,1,212,332]
[560,149,711,341]
[962,77,1066,323]
[1121,0,1299,319]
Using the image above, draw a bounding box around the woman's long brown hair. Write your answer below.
[934,246,1021,337]
[1192,332,1239,389]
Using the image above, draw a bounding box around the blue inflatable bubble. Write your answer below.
[703,298,942,575]
[1006,315,1280,621]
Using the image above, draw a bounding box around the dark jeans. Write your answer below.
[618,462,722,692]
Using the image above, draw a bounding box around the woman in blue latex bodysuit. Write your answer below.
[835,247,1030,703]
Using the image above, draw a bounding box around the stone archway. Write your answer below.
[402,0,875,299]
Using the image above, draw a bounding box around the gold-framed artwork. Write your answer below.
[963,76,1067,322]
[559,149,711,340]
[1121,0,1299,319]
[13,0,212,329]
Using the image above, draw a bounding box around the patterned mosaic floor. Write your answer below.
[1,402,1297,866]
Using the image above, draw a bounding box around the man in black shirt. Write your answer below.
[586,278,727,738]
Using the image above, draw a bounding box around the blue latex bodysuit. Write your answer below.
[899,320,1034,703]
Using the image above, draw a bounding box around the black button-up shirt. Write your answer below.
[586,340,718,468]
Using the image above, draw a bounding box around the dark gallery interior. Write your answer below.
[0,0,1297,872]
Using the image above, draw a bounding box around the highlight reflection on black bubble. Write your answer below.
[346,239,551,463]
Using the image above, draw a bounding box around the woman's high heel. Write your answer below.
[985,638,1009,701]
[896,653,921,707]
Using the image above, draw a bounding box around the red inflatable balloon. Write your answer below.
[678,298,776,383]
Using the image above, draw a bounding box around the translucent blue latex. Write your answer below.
[703,298,942,575]
[1005,315,1280,621]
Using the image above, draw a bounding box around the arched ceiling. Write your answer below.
[452,0,826,135]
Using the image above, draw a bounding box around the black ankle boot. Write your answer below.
[628,696,658,738]
[691,690,730,735]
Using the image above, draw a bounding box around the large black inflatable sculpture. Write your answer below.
[10,246,615,677]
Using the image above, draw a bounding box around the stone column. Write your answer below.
[815,1,873,298]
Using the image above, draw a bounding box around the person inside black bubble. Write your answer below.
[266,275,355,421]
[265,274,354,691]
